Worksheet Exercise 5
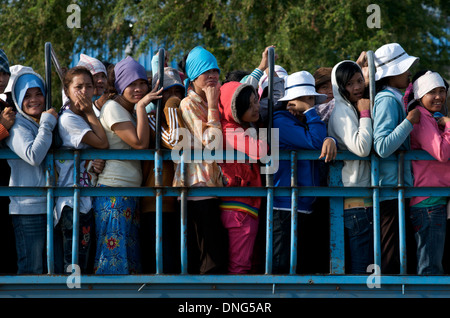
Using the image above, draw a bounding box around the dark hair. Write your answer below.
[63,66,94,92]
[224,70,250,84]
[335,61,363,103]
[235,85,256,121]
[105,63,118,98]
[313,67,332,90]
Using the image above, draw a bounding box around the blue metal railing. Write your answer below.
[1,43,450,299]
[1,147,450,297]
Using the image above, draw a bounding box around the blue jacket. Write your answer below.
[373,88,413,193]
[273,108,327,213]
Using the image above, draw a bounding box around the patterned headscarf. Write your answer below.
[77,53,107,76]
[0,49,11,75]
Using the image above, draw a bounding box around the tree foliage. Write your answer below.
[0,0,448,96]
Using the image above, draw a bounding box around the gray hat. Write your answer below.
[152,67,185,93]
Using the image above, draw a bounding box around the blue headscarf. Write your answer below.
[14,73,45,110]
[184,46,220,94]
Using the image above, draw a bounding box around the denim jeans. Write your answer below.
[344,207,374,274]
[272,209,291,274]
[409,204,446,275]
[12,214,47,274]
[54,206,94,274]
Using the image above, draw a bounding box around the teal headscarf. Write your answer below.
[184,46,220,94]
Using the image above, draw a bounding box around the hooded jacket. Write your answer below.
[273,104,327,213]
[6,69,57,215]
[409,105,450,206]
[373,86,414,193]
[217,82,265,217]
[328,61,373,190]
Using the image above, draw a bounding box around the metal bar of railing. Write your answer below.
[264,46,275,274]
[328,161,345,274]
[371,154,381,274]
[290,151,298,274]
[45,152,55,274]
[155,48,165,274]
[71,151,81,268]
[180,152,188,274]
[398,151,407,274]
[44,43,52,112]
[367,50,382,275]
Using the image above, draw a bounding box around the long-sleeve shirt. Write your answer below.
[172,89,223,189]
[373,87,413,192]
[142,96,186,213]
[410,106,450,206]
[6,112,56,215]
[273,108,327,213]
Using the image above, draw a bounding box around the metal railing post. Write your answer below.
[290,151,298,274]
[45,152,55,274]
[265,46,275,274]
[71,150,81,268]
[155,48,165,274]
[398,151,407,274]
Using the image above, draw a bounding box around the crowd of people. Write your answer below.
[0,42,448,276]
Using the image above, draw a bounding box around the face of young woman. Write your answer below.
[420,86,447,113]
[388,70,411,89]
[193,69,220,89]
[240,92,260,123]
[22,87,45,118]
[0,71,10,94]
[345,72,365,103]
[93,72,107,96]
[122,79,149,104]
[67,74,94,105]
[317,82,333,103]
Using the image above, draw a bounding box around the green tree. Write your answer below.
[1,0,448,103]
[0,0,130,107]
[118,0,449,78]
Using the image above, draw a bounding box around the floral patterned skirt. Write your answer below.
[93,192,141,274]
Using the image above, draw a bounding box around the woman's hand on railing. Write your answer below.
[319,138,337,163]
[44,108,58,119]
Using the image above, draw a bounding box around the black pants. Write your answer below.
[140,210,181,274]
[187,198,228,274]
[380,199,416,274]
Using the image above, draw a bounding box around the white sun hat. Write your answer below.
[278,70,327,104]
[374,43,419,81]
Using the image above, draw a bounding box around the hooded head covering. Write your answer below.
[0,49,10,75]
[331,60,364,112]
[77,53,107,76]
[184,46,220,93]
[13,73,46,110]
[114,56,148,95]
[219,81,256,126]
